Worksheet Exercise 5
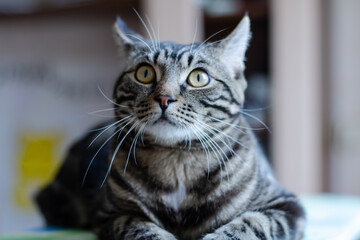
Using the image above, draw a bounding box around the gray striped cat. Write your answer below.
[37,15,305,240]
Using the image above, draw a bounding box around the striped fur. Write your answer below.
[37,15,305,240]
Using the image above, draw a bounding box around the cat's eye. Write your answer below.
[187,69,210,88]
[135,64,156,84]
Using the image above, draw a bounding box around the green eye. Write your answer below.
[135,64,155,84]
[187,69,210,88]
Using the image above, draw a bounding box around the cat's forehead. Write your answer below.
[136,41,209,68]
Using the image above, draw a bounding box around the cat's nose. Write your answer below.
[154,94,177,111]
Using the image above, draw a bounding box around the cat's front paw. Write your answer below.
[201,222,260,240]
[124,226,177,240]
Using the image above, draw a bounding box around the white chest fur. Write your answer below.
[161,183,187,212]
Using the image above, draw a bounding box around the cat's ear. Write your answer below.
[113,16,144,53]
[217,14,251,72]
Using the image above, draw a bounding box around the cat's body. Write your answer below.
[37,16,305,240]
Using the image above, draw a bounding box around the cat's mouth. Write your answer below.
[153,114,177,126]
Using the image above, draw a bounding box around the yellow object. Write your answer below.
[14,131,63,210]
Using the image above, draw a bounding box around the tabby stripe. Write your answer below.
[105,184,147,218]
[266,200,305,229]
[112,155,175,193]
[153,51,160,64]
[264,213,275,240]
[200,100,235,117]
[274,219,285,238]
[116,94,136,104]
[189,141,244,196]
[176,49,188,62]
[178,185,245,229]
[196,60,209,65]
[214,78,241,105]
[253,227,267,240]
[109,169,136,194]
[224,231,240,240]
[164,49,169,59]
[187,55,194,66]
[205,94,231,103]
[170,51,177,61]
[119,217,134,239]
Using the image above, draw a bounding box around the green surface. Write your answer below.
[0,229,97,240]
[1,194,360,240]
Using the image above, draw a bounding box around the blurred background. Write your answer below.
[0,0,359,234]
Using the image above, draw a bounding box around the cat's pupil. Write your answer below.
[144,69,148,78]
[197,74,200,82]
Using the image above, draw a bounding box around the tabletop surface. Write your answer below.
[1,194,360,240]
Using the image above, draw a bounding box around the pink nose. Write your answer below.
[154,94,176,110]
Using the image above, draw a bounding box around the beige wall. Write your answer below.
[328,0,360,195]
[271,0,324,194]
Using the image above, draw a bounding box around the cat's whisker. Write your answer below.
[199,113,263,131]
[88,108,117,115]
[190,125,211,177]
[88,121,116,133]
[156,22,161,51]
[97,85,135,109]
[195,124,231,183]
[140,120,149,146]
[190,19,198,53]
[101,119,139,187]
[125,34,153,52]
[82,117,135,186]
[133,8,156,52]
[192,124,226,182]
[87,114,116,118]
[195,28,227,53]
[127,121,146,168]
[242,106,270,112]
[145,15,160,51]
[239,110,272,133]
[88,107,117,118]
[186,129,192,151]
[88,114,135,148]
[195,118,249,149]
[133,123,147,164]
[121,122,141,175]
[195,119,239,161]
[199,39,223,49]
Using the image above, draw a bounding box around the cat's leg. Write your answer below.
[96,216,177,240]
[201,197,305,240]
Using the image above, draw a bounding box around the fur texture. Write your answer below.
[37,16,305,240]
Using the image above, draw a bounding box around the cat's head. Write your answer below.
[112,16,251,145]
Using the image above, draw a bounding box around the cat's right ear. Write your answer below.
[113,17,142,53]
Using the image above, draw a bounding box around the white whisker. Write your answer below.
[240,110,271,133]
[196,28,227,53]
[193,124,225,181]
[195,118,248,149]
[195,124,230,183]
[190,125,211,177]
[145,15,159,51]
[88,114,135,148]
[190,19,198,53]
[88,108,117,115]
[100,119,138,187]
[133,8,155,52]
[205,115,265,131]
[97,85,133,109]
[82,117,135,186]
[126,34,153,52]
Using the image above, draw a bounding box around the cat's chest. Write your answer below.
[161,182,187,212]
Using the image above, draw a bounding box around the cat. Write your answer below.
[36,15,305,240]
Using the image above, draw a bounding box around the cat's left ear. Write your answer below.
[113,16,145,54]
[217,14,251,72]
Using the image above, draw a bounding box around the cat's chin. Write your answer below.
[144,121,192,145]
